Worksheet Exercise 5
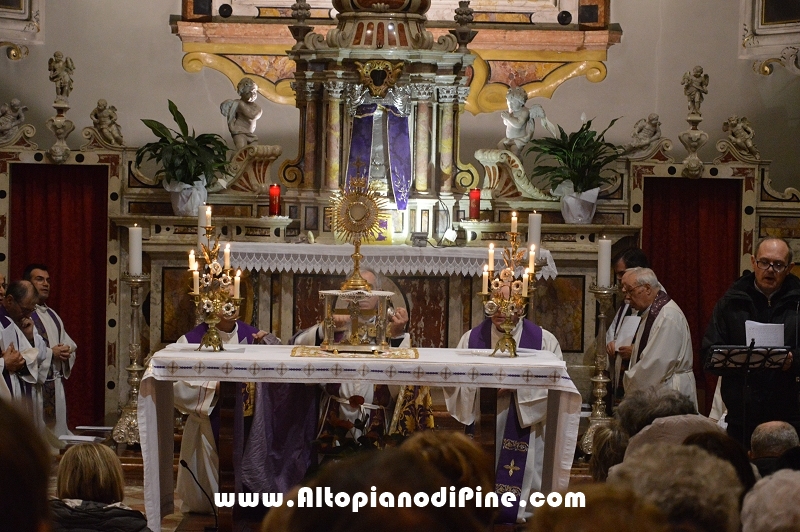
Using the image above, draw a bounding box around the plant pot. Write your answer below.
[164,178,207,216]
[559,187,599,224]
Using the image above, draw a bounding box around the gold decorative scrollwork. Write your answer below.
[355,60,404,98]
[1,41,28,61]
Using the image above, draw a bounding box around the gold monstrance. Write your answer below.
[320,178,394,353]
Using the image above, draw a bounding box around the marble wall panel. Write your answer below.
[393,276,449,348]
[533,275,585,353]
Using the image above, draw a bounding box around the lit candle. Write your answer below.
[234,270,241,299]
[469,189,481,220]
[522,267,529,297]
[488,243,495,272]
[511,211,517,233]
[198,204,208,227]
[482,264,489,293]
[192,269,200,295]
[188,249,195,270]
[598,237,612,287]
[269,184,281,217]
[224,243,231,269]
[206,205,212,228]
[528,244,536,271]
[528,212,541,251]
[128,224,142,275]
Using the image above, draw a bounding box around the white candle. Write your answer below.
[198,204,208,227]
[528,244,536,271]
[528,212,542,251]
[488,243,495,272]
[224,243,231,270]
[482,265,489,293]
[188,249,195,270]
[522,267,529,297]
[598,237,612,287]
[206,205,212,228]
[234,270,241,299]
[511,211,517,233]
[192,270,200,295]
[128,225,142,275]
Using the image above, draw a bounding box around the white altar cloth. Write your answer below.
[230,242,489,276]
[138,344,581,531]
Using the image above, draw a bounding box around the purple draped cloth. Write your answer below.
[468,318,543,524]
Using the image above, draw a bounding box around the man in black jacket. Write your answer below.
[702,237,800,448]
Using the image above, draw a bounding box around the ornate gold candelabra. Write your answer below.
[481,230,535,358]
[190,218,243,351]
[112,272,150,445]
[580,283,616,454]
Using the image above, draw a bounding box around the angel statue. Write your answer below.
[723,115,760,159]
[0,98,27,144]
[220,77,262,150]
[622,113,662,154]
[48,51,75,101]
[497,85,557,155]
[681,65,709,116]
[90,99,124,146]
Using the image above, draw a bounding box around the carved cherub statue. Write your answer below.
[622,113,662,154]
[90,99,124,146]
[723,115,760,159]
[681,65,709,116]
[220,78,263,150]
[48,51,75,101]
[497,86,557,155]
[0,98,28,144]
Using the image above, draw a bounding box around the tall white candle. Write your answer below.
[528,244,536,271]
[528,212,542,251]
[511,212,517,233]
[598,237,612,287]
[488,243,495,272]
[522,267,529,297]
[198,204,208,227]
[128,225,142,275]
[482,265,489,293]
[188,249,195,270]
[224,243,231,269]
[206,205,212,228]
[192,270,200,295]
[234,270,241,299]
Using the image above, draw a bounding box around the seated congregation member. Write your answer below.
[174,293,316,511]
[0,399,52,532]
[589,423,628,482]
[620,268,697,408]
[682,431,757,503]
[608,443,742,532]
[443,290,563,524]
[741,469,800,532]
[0,281,48,418]
[50,443,151,532]
[291,269,412,443]
[748,420,799,477]
[614,387,698,438]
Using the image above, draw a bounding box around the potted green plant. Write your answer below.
[525,117,621,224]
[135,100,231,216]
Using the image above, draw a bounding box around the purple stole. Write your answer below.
[31,308,62,422]
[469,318,542,523]
[635,290,671,359]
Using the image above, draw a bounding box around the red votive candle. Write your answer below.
[269,184,281,216]
[468,188,481,220]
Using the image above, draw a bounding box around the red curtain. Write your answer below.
[642,177,741,414]
[9,163,109,427]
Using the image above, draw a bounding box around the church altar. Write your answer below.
[138,343,581,531]
[230,242,490,276]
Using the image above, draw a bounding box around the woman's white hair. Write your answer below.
[742,469,800,532]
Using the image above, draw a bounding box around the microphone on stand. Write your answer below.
[180,459,219,532]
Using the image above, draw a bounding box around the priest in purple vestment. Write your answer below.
[174,305,316,512]
[443,308,563,524]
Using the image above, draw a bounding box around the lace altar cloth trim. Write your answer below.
[230,243,489,276]
[291,345,420,359]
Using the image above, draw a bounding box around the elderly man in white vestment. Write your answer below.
[443,305,563,524]
[621,267,697,407]
[25,264,77,439]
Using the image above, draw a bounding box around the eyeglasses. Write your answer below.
[621,284,646,294]
[755,259,788,273]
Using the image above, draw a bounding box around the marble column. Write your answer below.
[437,86,458,195]
[412,83,434,195]
[324,80,345,191]
[300,81,319,190]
